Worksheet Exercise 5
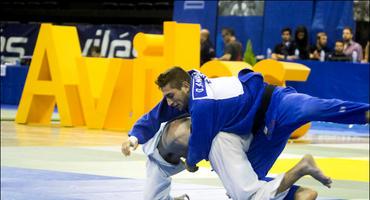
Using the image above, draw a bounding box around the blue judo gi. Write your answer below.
[129,69,369,199]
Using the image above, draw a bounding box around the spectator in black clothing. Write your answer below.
[272,27,297,60]
[294,26,310,60]
[327,40,351,62]
[216,27,243,61]
[200,29,215,66]
[309,32,330,60]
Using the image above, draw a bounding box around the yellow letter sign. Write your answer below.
[16,24,84,126]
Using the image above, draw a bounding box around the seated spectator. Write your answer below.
[342,26,363,62]
[327,40,351,62]
[200,29,215,66]
[294,26,310,60]
[271,27,297,60]
[89,46,102,57]
[309,32,330,60]
[216,28,243,61]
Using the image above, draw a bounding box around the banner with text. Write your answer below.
[0,23,162,63]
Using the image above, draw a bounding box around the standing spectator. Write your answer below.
[309,32,330,60]
[271,27,297,60]
[200,29,215,66]
[353,0,369,53]
[362,41,369,63]
[294,26,310,60]
[327,40,351,62]
[216,28,243,61]
[342,27,363,62]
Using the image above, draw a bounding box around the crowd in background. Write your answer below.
[201,26,370,65]
[271,26,367,63]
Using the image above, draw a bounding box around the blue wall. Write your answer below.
[173,1,218,46]
[261,1,314,54]
[173,0,355,56]
[287,61,369,104]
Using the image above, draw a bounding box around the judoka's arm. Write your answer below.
[122,98,185,156]
[130,98,185,144]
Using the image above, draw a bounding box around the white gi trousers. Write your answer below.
[143,123,185,200]
[208,132,289,200]
[142,123,289,200]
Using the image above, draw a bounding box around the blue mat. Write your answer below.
[1,166,227,200]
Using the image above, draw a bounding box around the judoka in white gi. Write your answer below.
[138,116,331,200]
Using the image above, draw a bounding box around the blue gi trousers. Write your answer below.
[247,87,369,199]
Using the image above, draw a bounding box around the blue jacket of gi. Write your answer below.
[129,68,268,167]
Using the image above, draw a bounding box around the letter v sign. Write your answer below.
[76,57,134,131]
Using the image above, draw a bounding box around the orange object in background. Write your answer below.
[16,22,201,132]
[76,58,133,131]
[16,24,84,127]
[131,21,200,123]
[15,22,311,138]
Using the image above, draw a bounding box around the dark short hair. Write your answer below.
[343,26,353,34]
[281,27,292,35]
[222,27,235,36]
[316,32,327,40]
[336,40,344,44]
[155,66,191,89]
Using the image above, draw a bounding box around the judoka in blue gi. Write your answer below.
[122,67,369,200]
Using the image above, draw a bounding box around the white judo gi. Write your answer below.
[142,122,290,200]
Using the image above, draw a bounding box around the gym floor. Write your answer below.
[1,106,369,200]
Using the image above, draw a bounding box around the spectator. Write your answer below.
[353,0,369,53]
[294,26,310,60]
[200,29,215,66]
[309,32,330,60]
[363,41,369,63]
[342,26,363,62]
[216,28,243,61]
[271,27,297,60]
[89,46,101,57]
[327,40,351,62]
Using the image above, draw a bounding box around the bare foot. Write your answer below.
[297,154,332,188]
